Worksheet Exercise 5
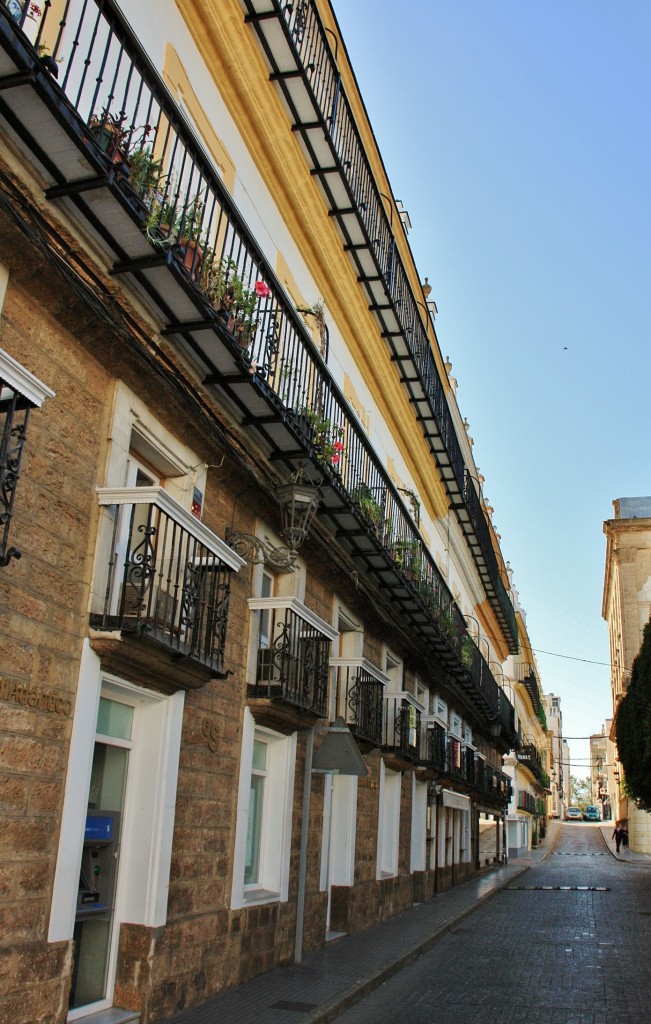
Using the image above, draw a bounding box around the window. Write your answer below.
[0,346,54,566]
[231,709,296,908]
[245,739,268,885]
[377,761,401,878]
[410,776,428,872]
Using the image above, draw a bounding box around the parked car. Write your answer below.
[583,805,601,821]
[565,806,583,821]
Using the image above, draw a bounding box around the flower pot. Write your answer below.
[39,55,59,78]
[180,238,203,280]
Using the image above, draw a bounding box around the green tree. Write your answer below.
[570,775,591,809]
[616,620,651,810]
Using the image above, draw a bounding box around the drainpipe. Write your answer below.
[294,728,314,964]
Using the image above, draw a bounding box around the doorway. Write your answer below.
[68,696,133,1016]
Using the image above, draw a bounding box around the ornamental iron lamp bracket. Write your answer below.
[225,467,321,573]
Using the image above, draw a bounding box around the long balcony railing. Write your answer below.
[331,658,386,748]
[382,692,422,763]
[0,2,514,730]
[92,487,243,675]
[247,597,336,718]
[241,0,518,654]
[518,664,543,715]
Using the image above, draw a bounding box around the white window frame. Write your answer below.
[410,776,428,873]
[231,708,297,909]
[376,761,401,879]
[49,642,184,1011]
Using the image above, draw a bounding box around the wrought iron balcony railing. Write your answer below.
[92,487,243,675]
[242,0,518,655]
[382,692,422,763]
[247,597,337,718]
[0,2,515,731]
[517,790,537,814]
[427,721,447,772]
[331,658,387,748]
[518,664,543,715]
[517,742,548,787]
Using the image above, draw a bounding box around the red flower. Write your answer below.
[333,440,344,451]
[255,281,271,298]
[331,454,340,465]
[29,2,43,15]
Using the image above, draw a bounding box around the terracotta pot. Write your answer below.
[180,239,203,280]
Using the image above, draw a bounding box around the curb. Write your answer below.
[301,862,532,1024]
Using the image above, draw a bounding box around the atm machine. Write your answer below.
[69,811,121,1009]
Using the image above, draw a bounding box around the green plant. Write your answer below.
[128,145,165,201]
[391,539,421,577]
[398,486,421,526]
[202,259,271,346]
[297,299,328,357]
[179,195,206,244]
[460,635,475,670]
[353,484,385,533]
[438,608,456,639]
[616,620,651,810]
[143,195,180,247]
[301,407,345,467]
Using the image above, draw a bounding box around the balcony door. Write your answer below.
[110,455,160,616]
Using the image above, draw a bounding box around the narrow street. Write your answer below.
[332,824,651,1024]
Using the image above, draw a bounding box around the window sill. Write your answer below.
[242,887,281,906]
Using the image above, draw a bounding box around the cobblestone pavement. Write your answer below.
[332,824,651,1024]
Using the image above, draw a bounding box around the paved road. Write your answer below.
[332,824,651,1024]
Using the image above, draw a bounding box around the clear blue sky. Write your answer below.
[332,1,651,774]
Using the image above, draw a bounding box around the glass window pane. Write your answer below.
[97,697,133,741]
[244,773,265,884]
[252,739,267,771]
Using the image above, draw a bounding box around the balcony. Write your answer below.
[516,742,549,789]
[426,722,447,773]
[331,658,387,748]
[241,0,518,656]
[247,597,337,728]
[90,487,244,688]
[517,790,537,815]
[0,1,515,734]
[382,692,422,767]
[519,664,543,715]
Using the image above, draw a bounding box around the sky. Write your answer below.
[331,1,651,775]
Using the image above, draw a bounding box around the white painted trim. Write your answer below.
[248,596,339,640]
[329,657,390,686]
[442,790,471,811]
[0,346,55,407]
[96,485,245,571]
[48,641,102,942]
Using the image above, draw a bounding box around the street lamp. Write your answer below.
[226,467,321,573]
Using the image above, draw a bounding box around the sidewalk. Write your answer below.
[167,822,560,1024]
[600,824,651,863]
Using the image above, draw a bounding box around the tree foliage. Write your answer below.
[569,775,591,809]
[616,620,651,810]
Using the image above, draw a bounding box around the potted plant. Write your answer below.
[36,42,62,78]
[460,635,475,670]
[391,539,421,580]
[353,483,386,537]
[300,407,345,468]
[143,195,179,247]
[178,196,206,279]
[128,145,164,202]
[89,108,130,167]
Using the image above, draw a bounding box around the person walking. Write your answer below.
[612,823,624,853]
